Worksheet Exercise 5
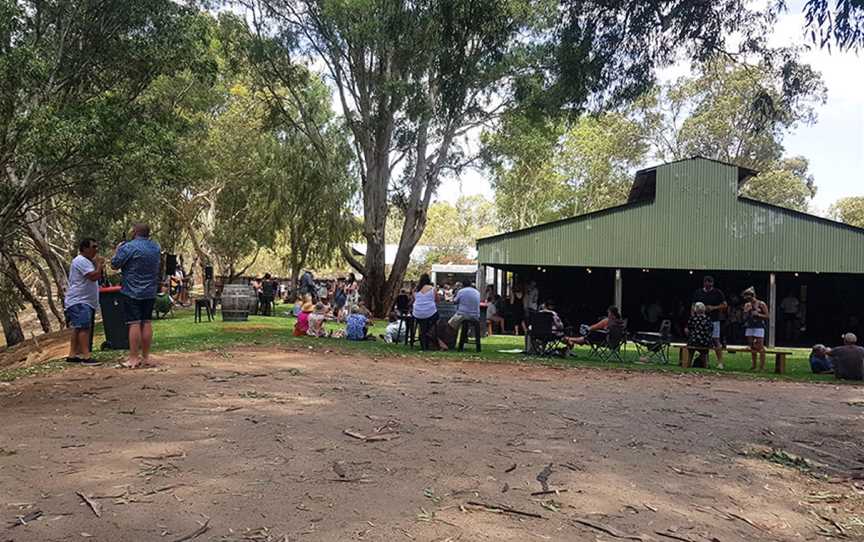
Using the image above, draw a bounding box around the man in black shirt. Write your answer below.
[691,275,728,369]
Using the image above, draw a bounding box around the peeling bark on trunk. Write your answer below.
[21,254,65,327]
[4,257,52,334]
[26,221,68,301]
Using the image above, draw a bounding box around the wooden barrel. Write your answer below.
[221,284,257,322]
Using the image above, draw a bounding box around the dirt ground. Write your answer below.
[1,347,863,542]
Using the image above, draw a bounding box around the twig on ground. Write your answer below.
[530,489,568,496]
[133,452,185,461]
[76,492,102,518]
[343,429,400,442]
[465,501,544,519]
[655,530,696,542]
[727,511,766,531]
[505,463,517,473]
[8,510,43,528]
[817,513,846,536]
[171,519,210,542]
[570,518,645,541]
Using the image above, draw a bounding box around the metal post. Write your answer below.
[431,270,437,286]
[477,265,486,291]
[768,272,777,348]
[614,269,623,309]
[492,268,499,295]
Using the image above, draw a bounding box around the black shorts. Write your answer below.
[122,295,155,324]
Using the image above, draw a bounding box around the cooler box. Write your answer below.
[99,286,128,350]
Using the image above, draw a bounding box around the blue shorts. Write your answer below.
[65,304,95,329]
[122,295,155,324]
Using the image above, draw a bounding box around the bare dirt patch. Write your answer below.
[1,347,862,541]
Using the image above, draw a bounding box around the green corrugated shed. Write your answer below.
[477,157,864,274]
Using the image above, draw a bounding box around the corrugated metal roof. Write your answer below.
[477,157,864,274]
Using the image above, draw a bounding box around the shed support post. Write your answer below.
[431,270,437,286]
[477,265,487,292]
[614,269,623,309]
[768,272,777,348]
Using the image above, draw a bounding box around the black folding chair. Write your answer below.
[590,319,628,362]
[633,319,672,364]
[527,311,569,357]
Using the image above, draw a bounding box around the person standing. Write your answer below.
[691,275,728,369]
[261,273,275,316]
[509,283,526,336]
[64,238,104,364]
[300,270,316,299]
[742,287,770,371]
[523,280,539,315]
[111,224,161,369]
[780,291,801,344]
[412,273,439,350]
[345,272,359,307]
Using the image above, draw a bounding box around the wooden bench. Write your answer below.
[672,343,791,374]
[725,346,791,374]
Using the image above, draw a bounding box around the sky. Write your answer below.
[437,2,864,216]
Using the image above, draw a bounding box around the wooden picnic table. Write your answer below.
[672,343,792,374]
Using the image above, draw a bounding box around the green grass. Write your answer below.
[0,360,69,382]
[1,303,841,384]
[112,304,837,384]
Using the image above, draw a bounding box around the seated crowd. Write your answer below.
[277,271,864,379]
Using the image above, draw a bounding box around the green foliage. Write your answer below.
[556,113,647,215]
[485,111,647,229]
[646,58,825,171]
[642,57,825,211]
[742,157,817,211]
[801,0,864,51]
[482,114,568,230]
[829,197,864,228]
[1,1,216,237]
[419,196,497,264]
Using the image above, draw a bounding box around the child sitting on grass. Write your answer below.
[307,302,328,337]
[293,299,314,337]
[380,313,405,343]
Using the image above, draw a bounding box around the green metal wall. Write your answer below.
[478,158,864,274]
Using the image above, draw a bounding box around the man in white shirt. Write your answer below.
[65,238,104,363]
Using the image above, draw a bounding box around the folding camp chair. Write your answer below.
[527,311,569,357]
[590,319,628,362]
[633,319,672,364]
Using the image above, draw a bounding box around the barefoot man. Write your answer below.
[65,238,104,364]
[111,224,161,368]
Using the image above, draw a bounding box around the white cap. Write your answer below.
[842,332,858,344]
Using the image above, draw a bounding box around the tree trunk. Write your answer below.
[185,224,211,289]
[21,254,65,327]
[362,238,388,316]
[360,155,392,317]
[26,221,68,300]
[0,310,24,347]
[4,257,52,333]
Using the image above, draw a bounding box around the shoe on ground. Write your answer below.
[65,357,81,364]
